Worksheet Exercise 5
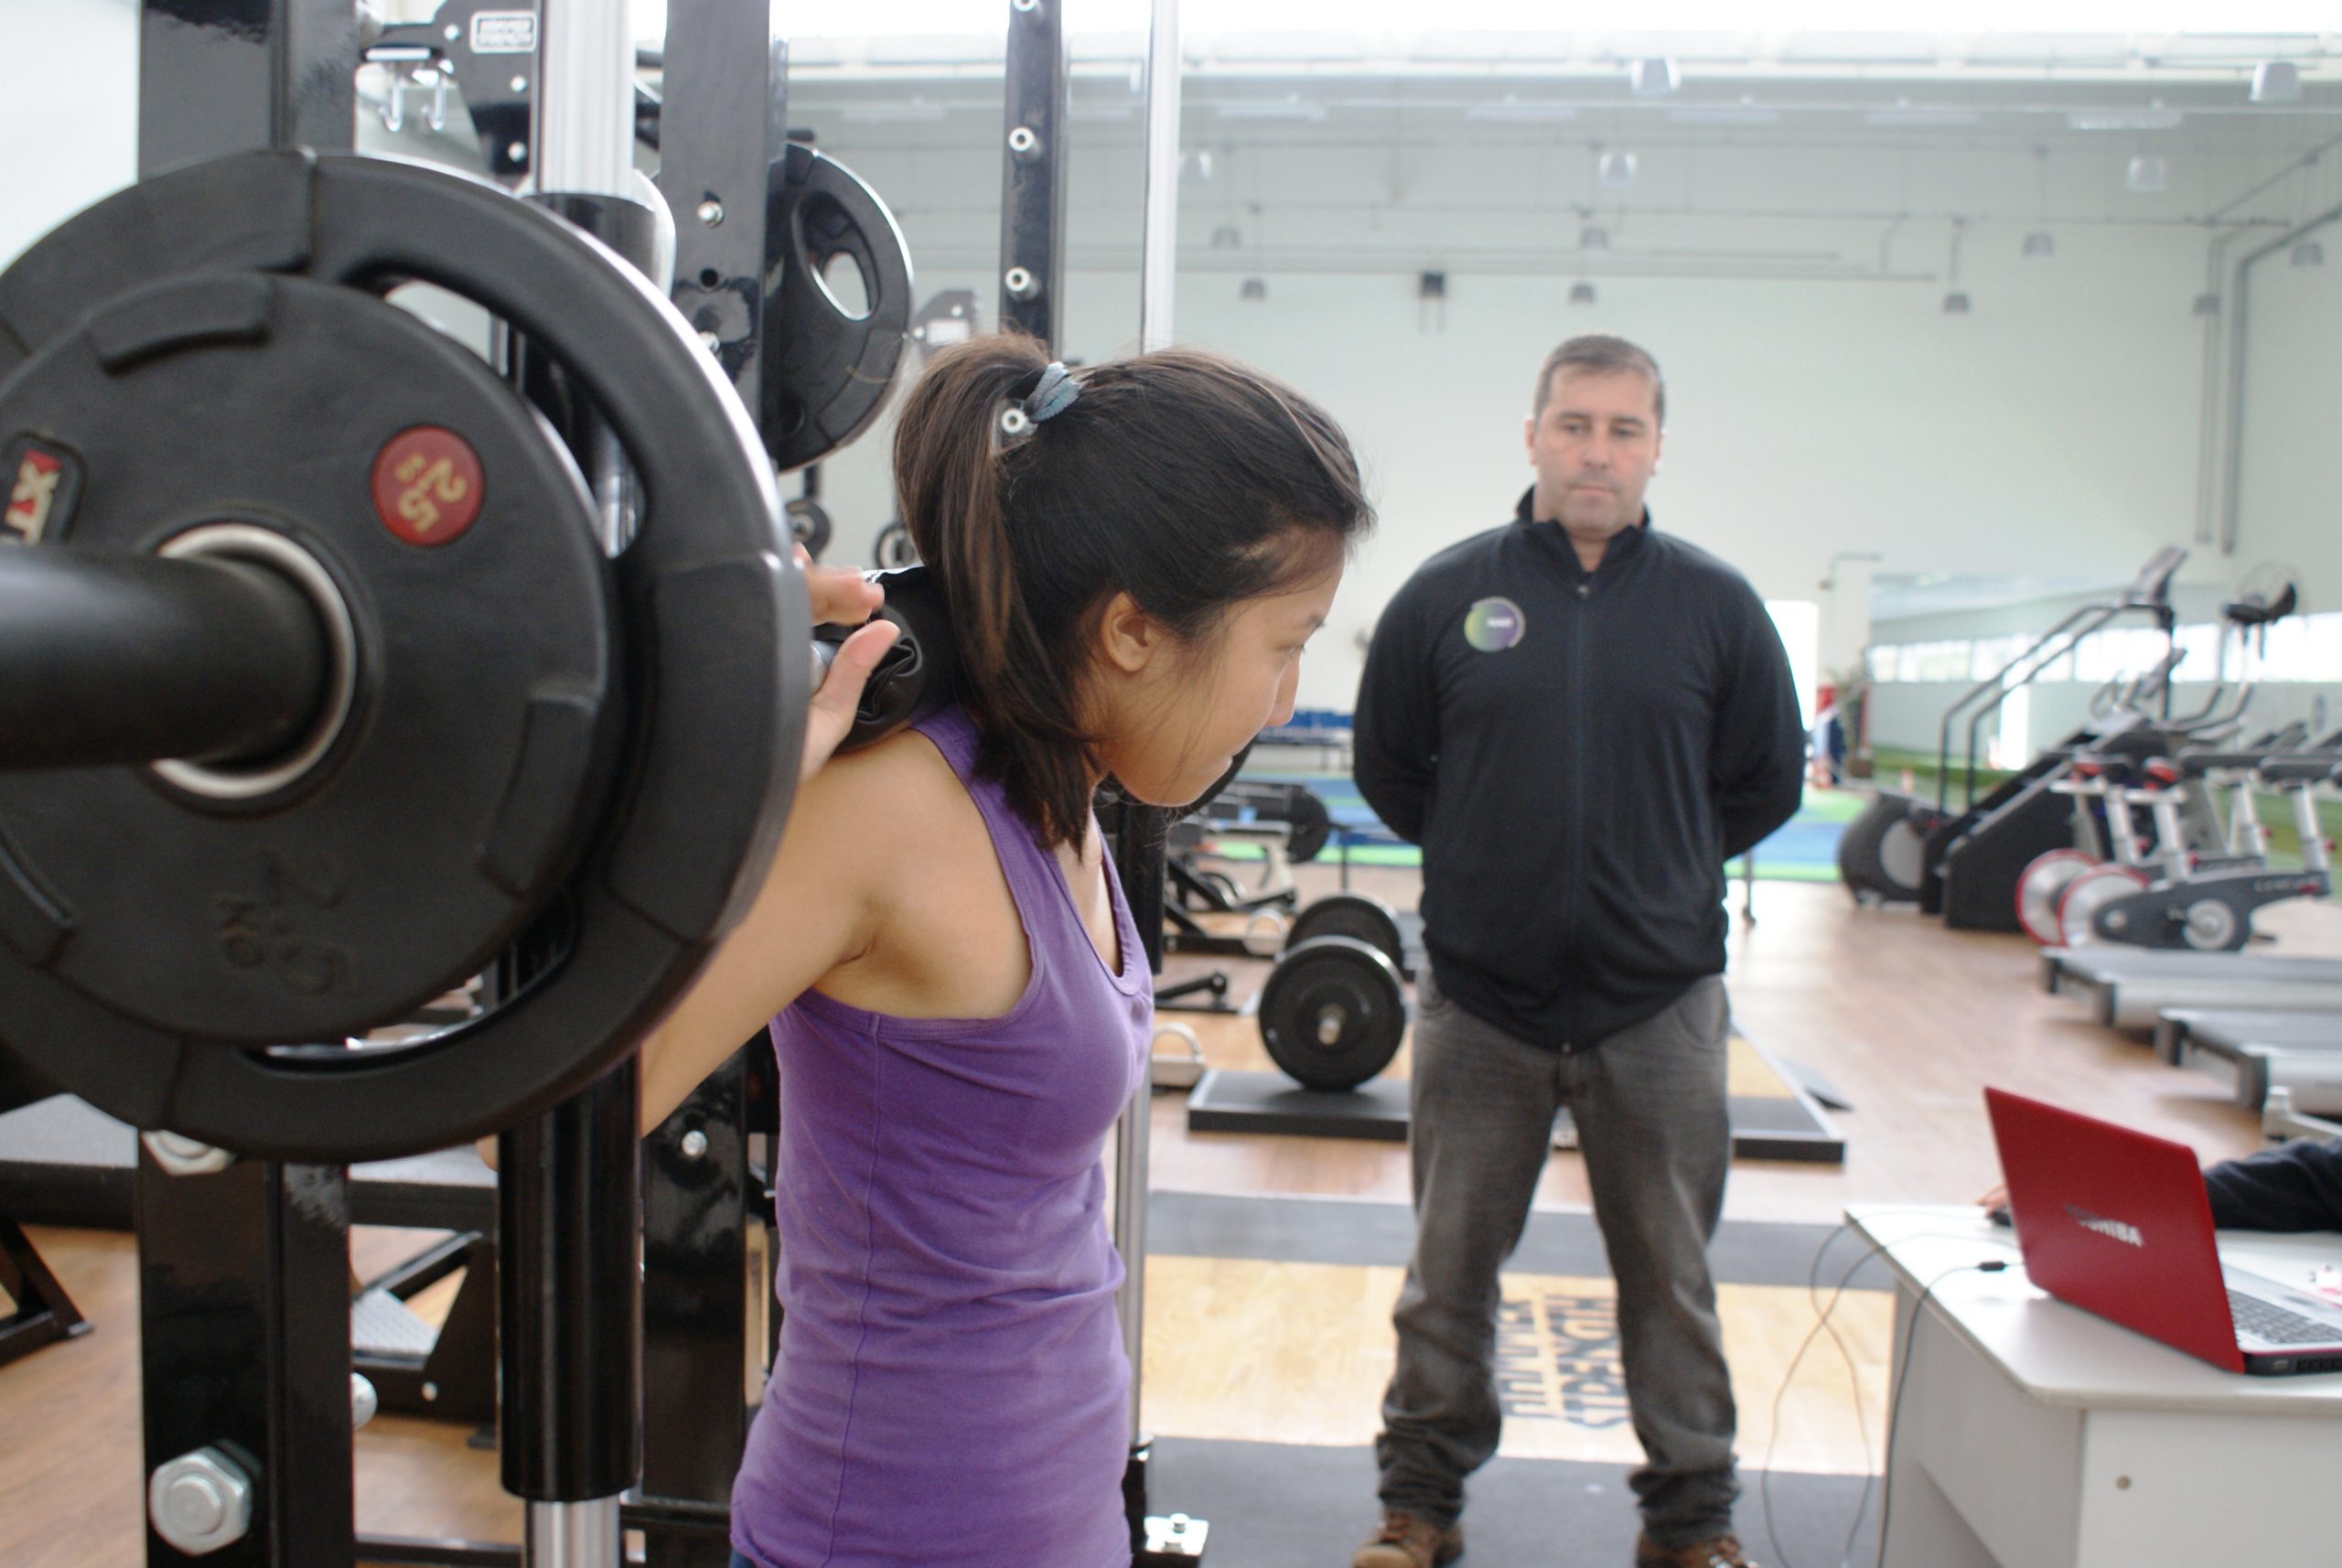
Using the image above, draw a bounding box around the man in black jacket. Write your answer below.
[1350,336,1805,1568]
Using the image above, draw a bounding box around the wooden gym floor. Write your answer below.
[3,865,2324,1564]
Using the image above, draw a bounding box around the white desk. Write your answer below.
[1849,1204,2342,1568]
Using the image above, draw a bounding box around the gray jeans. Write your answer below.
[1376,969,1737,1550]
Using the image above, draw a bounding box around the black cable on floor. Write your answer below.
[1761,1222,2019,1568]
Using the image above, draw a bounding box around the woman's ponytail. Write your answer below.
[892,334,1099,843]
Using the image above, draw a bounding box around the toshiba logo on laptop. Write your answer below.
[2064,1204,2144,1248]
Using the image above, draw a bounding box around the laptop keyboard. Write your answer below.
[2228,1289,2342,1347]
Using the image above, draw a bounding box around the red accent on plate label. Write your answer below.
[4,446,65,544]
[371,426,484,547]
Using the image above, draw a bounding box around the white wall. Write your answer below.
[1864,186,2342,758]
[2233,208,2342,586]
[1190,244,2212,707]
[0,1,137,272]
[12,11,2325,725]
[804,128,2221,711]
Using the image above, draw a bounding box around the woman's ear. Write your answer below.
[1095,591,1165,676]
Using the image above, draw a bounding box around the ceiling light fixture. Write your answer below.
[1213,100,1326,124]
[1598,149,1638,189]
[2025,146,2054,259]
[2070,109,2185,132]
[2126,156,2169,195]
[1466,99,1577,124]
[1666,106,1778,126]
[1864,108,1979,128]
[2251,61,2303,105]
[1628,58,1679,98]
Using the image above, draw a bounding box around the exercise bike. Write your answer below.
[2057,736,2341,950]
[2014,713,2294,944]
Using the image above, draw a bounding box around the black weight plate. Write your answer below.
[762,145,913,471]
[0,274,613,1044]
[1286,893,1405,973]
[0,149,803,1163]
[1284,788,1332,864]
[786,497,833,560]
[1258,936,1407,1091]
[873,518,918,570]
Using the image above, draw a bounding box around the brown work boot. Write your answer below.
[1633,1531,1757,1568]
[1353,1509,1464,1568]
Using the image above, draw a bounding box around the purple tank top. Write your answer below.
[730,704,1151,1568]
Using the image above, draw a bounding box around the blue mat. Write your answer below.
[1225,773,1846,879]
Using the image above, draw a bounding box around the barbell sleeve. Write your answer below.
[0,547,329,771]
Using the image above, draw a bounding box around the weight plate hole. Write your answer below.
[817,249,872,321]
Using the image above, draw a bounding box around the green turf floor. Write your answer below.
[1210,779,1861,882]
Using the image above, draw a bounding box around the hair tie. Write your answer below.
[1027,361,1080,423]
[998,361,1081,441]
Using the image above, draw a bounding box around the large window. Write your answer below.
[1869,612,2342,688]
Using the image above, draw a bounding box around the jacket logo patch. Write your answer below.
[1465,596,1526,652]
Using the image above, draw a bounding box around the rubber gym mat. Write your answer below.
[1145,1437,1878,1568]
[1145,1190,1892,1290]
[1186,1035,1848,1162]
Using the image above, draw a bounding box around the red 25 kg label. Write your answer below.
[371,426,484,547]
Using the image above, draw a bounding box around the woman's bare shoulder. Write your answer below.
[787,723,976,873]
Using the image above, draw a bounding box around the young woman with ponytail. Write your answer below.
[636,333,1374,1568]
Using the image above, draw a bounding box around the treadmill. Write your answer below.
[2155,1008,2342,1112]
[2042,947,2342,1029]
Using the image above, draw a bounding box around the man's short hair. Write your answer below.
[1532,335,1665,428]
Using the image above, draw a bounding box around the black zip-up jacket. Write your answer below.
[2204,1138,2342,1231]
[1353,492,1806,1049]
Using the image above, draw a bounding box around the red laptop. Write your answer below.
[1984,1087,2342,1376]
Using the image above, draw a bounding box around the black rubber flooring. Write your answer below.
[1151,1436,1877,1568]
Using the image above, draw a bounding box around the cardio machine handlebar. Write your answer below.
[1934,547,2190,817]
